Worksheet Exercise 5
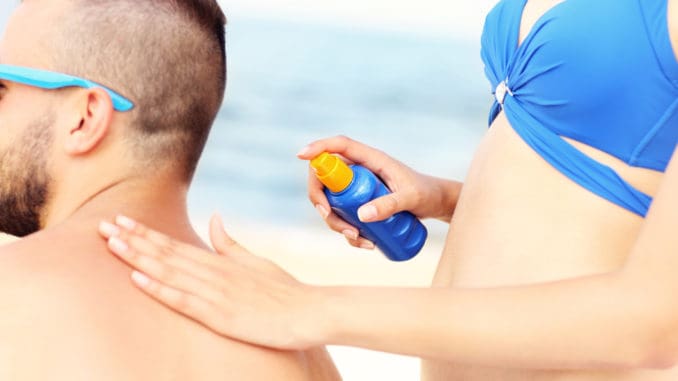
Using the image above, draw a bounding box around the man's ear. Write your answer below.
[63,88,114,155]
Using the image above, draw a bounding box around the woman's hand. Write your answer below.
[298,135,462,249]
[98,214,328,350]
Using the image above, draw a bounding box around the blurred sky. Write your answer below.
[0,3,11,27]
[0,1,498,39]
[219,0,498,39]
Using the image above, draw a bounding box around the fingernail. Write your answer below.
[99,221,120,237]
[342,229,359,241]
[108,236,129,255]
[116,215,137,230]
[358,205,377,222]
[315,204,330,219]
[360,242,376,250]
[297,145,311,157]
[131,271,151,287]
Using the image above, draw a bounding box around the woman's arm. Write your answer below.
[321,145,678,369]
[98,146,678,370]
[323,274,657,370]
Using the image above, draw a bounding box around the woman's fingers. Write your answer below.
[322,212,378,250]
[324,212,359,237]
[104,216,219,267]
[99,217,225,283]
[130,271,226,332]
[297,135,390,171]
[307,168,332,218]
[357,191,415,223]
[100,224,225,300]
[209,214,230,255]
[307,168,361,240]
[344,235,376,250]
[208,214,250,257]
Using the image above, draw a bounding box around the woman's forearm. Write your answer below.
[319,272,669,370]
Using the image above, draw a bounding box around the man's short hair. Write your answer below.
[53,0,227,181]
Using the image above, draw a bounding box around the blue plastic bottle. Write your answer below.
[311,152,428,261]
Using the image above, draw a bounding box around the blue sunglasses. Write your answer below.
[0,64,134,112]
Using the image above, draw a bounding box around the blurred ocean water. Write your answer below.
[187,18,492,229]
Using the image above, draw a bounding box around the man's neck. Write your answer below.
[41,176,199,246]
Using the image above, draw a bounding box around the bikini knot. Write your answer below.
[495,79,513,105]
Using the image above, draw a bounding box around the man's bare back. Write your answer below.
[0,213,339,381]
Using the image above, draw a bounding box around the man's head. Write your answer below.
[0,0,227,237]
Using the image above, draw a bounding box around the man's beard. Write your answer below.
[0,117,54,237]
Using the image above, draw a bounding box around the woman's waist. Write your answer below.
[435,119,658,288]
[442,192,642,287]
[457,114,664,227]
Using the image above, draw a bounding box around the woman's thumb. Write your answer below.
[357,194,404,223]
[209,213,248,256]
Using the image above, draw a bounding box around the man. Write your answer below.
[0,0,339,379]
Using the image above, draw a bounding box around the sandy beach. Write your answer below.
[1,220,445,381]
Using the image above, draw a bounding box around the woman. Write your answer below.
[98,0,678,379]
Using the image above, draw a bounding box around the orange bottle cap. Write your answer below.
[310,152,354,193]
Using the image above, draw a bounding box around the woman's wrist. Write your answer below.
[296,285,346,348]
[307,286,365,347]
[316,286,416,350]
[306,286,348,347]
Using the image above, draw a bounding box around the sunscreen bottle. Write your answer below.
[310,152,428,262]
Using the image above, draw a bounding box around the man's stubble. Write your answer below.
[0,115,54,237]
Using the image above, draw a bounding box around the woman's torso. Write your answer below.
[422,0,678,379]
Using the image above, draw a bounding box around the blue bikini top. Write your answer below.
[481,0,678,217]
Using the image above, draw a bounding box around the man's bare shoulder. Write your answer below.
[0,234,76,321]
[0,235,78,379]
[0,235,51,292]
[0,232,77,283]
[0,230,117,332]
[0,233,341,381]
[0,238,31,308]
